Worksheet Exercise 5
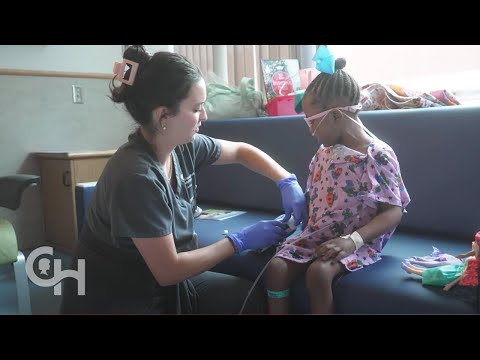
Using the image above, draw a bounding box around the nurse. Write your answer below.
[60,45,308,314]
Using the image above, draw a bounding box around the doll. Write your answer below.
[401,231,479,291]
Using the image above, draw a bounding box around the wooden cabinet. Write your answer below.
[36,150,116,253]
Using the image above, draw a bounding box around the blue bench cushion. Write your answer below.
[332,232,477,314]
[196,204,477,314]
[73,189,478,314]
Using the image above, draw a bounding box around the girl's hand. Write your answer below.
[315,237,356,263]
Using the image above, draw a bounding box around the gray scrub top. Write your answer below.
[86,129,221,255]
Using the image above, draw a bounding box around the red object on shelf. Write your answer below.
[265,95,302,116]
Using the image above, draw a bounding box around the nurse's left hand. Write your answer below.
[277,173,308,228]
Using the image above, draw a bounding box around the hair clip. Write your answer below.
[113,59,139,86]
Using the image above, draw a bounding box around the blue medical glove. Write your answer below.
[227,220,290,253]
[277,174,308,228]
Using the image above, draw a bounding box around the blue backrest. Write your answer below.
[197,115,317,212]
[197,106,480,239]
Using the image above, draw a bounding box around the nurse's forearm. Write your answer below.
[135,235,237,287]
[171,238,236,283]
[236,143,290,182]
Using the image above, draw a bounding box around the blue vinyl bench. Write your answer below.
[195,106,480,314]
[75,106,480,314]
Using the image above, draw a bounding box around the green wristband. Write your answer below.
[266,289,290,299]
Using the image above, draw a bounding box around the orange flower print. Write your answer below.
[368,249,379,261]
[347,260,360,270]
[331,167,342,180]
[345,155,362,164]
[326,187,337,207]
[295,239,307,248]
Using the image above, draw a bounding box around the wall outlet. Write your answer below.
[72,85,84,104]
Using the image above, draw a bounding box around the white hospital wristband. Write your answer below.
[342,231,364,251]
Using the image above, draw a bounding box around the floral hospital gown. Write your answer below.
[275,139,411,272]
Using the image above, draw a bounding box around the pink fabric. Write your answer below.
[360,83,461,111]
[299,68,321,90]
[275,139,411,272]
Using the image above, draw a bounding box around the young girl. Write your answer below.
[265,55,411,314]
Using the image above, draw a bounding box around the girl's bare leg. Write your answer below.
[306,259,346,314]
[266,257,309,314]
